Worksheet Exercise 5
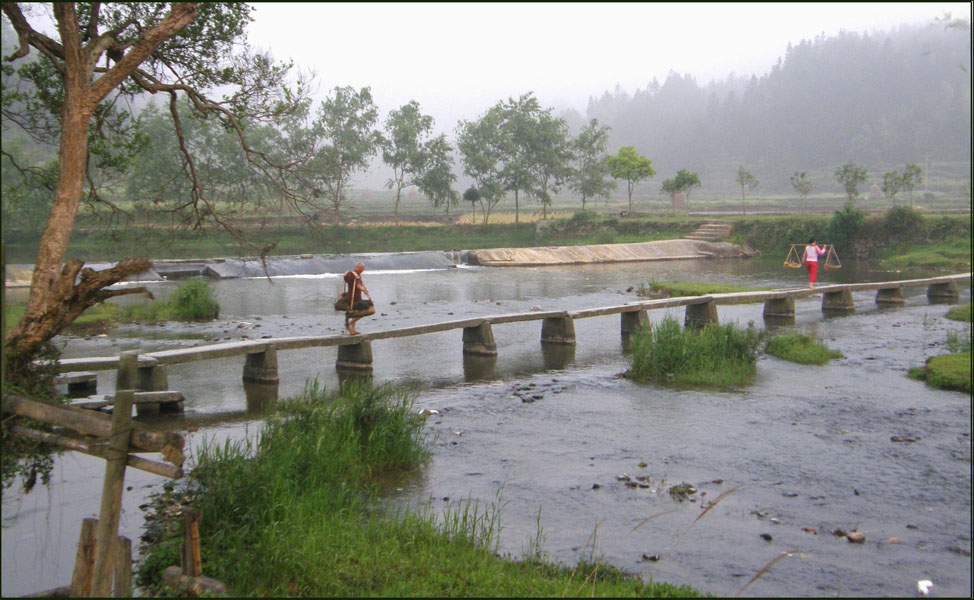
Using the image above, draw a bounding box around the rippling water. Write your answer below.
[3,256,970,597]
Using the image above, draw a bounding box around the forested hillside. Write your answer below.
[575,23,971,194]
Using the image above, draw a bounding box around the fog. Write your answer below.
[248,2,968,132]
[249,2,971,195]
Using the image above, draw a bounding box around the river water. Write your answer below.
[2,254,971,597]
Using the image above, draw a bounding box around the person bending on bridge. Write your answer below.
[803,238,828,289]
[343,262,373,335]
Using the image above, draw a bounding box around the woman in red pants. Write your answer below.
[803,238,828,289]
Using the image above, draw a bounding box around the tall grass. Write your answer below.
[625,317,765,389]
[137,380,698,596]
[122,278,219,322]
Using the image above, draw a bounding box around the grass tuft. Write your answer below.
[945,303,972,323]
[765,333,843,365]
[625,317,765,389]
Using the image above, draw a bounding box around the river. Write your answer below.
[2,254,971,597]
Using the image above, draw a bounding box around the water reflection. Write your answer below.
[243,381,278,415]
[462,353,497,382]
[540,342,575,370]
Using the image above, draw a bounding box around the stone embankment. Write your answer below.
[466,239,757,267]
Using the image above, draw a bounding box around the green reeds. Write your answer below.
[137,380,699,596]
[765,333,843,365]
[625,317,765,389]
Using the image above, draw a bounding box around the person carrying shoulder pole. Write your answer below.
[343,262,372,335]
[802,238,828,289]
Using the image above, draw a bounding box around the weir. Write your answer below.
[54,273,971,406]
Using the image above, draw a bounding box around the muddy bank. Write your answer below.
[466,239,757,267]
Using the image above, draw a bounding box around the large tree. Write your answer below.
[381,100,433,227]
[1,3,311,373]
[414,134,458,215]
[525,109,572,220]
[456,108,505,224]
[497,93,541,226]
[900,163,923,203]
[606,146,654,214]
[569,118,615,210]
[673,169,701,210]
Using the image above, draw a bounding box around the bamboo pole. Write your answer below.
[8,424,182,479]
[69,518,98,597]
[90,385,134,597]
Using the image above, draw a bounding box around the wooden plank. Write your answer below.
[114,536,133,597]
[2,392,184,459]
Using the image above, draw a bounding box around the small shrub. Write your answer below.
[765,333,843,365]
[826,201,865,248]
[169,278,219,321]
[910,352,972,393]
[883,206,924,241]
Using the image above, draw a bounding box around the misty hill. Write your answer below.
[575,23,971,195]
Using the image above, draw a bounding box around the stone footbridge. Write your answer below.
[55,274,969,412]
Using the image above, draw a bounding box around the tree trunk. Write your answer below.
[514,190,520,226]
[394,183,401,228]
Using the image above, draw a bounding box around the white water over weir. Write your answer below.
[53,274,969,412]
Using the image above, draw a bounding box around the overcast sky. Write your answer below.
[248,2,970,132]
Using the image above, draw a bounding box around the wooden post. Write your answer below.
[541,316,576,345]
[684,300,718,328]
[90,385,134,597]
[462,322,497,356]
[2,242,6,389]
[114,536,133,597]
[182,510,202,577]
[69,518,98,597]
[875,287,905,306]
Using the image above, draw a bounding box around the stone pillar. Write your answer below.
[621,310,649,352]
[684,300,718,328]
[336,341,373,371]
[763,297,795,318]
[137,363,170,415]
[462,322,497,356]
[822,289,854,313]
[541,316,576,345]
[243,348,280,383]
[244,381,278,415]
[927,281,959,303]
[875,287,905,306]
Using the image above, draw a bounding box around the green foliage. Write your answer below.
[607,146,655,212]
[945,303,972,323]
[882,205,924,240]
[636,281,768,299]
[569,119,615,209]
[790,172,814,215]
[626,317,765,389]
[736,166,759,213]
[826,201,865,248]
[167,279,220,321]
[833,162,868,203]
[136,380,694,596]
[765,333,843,365]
